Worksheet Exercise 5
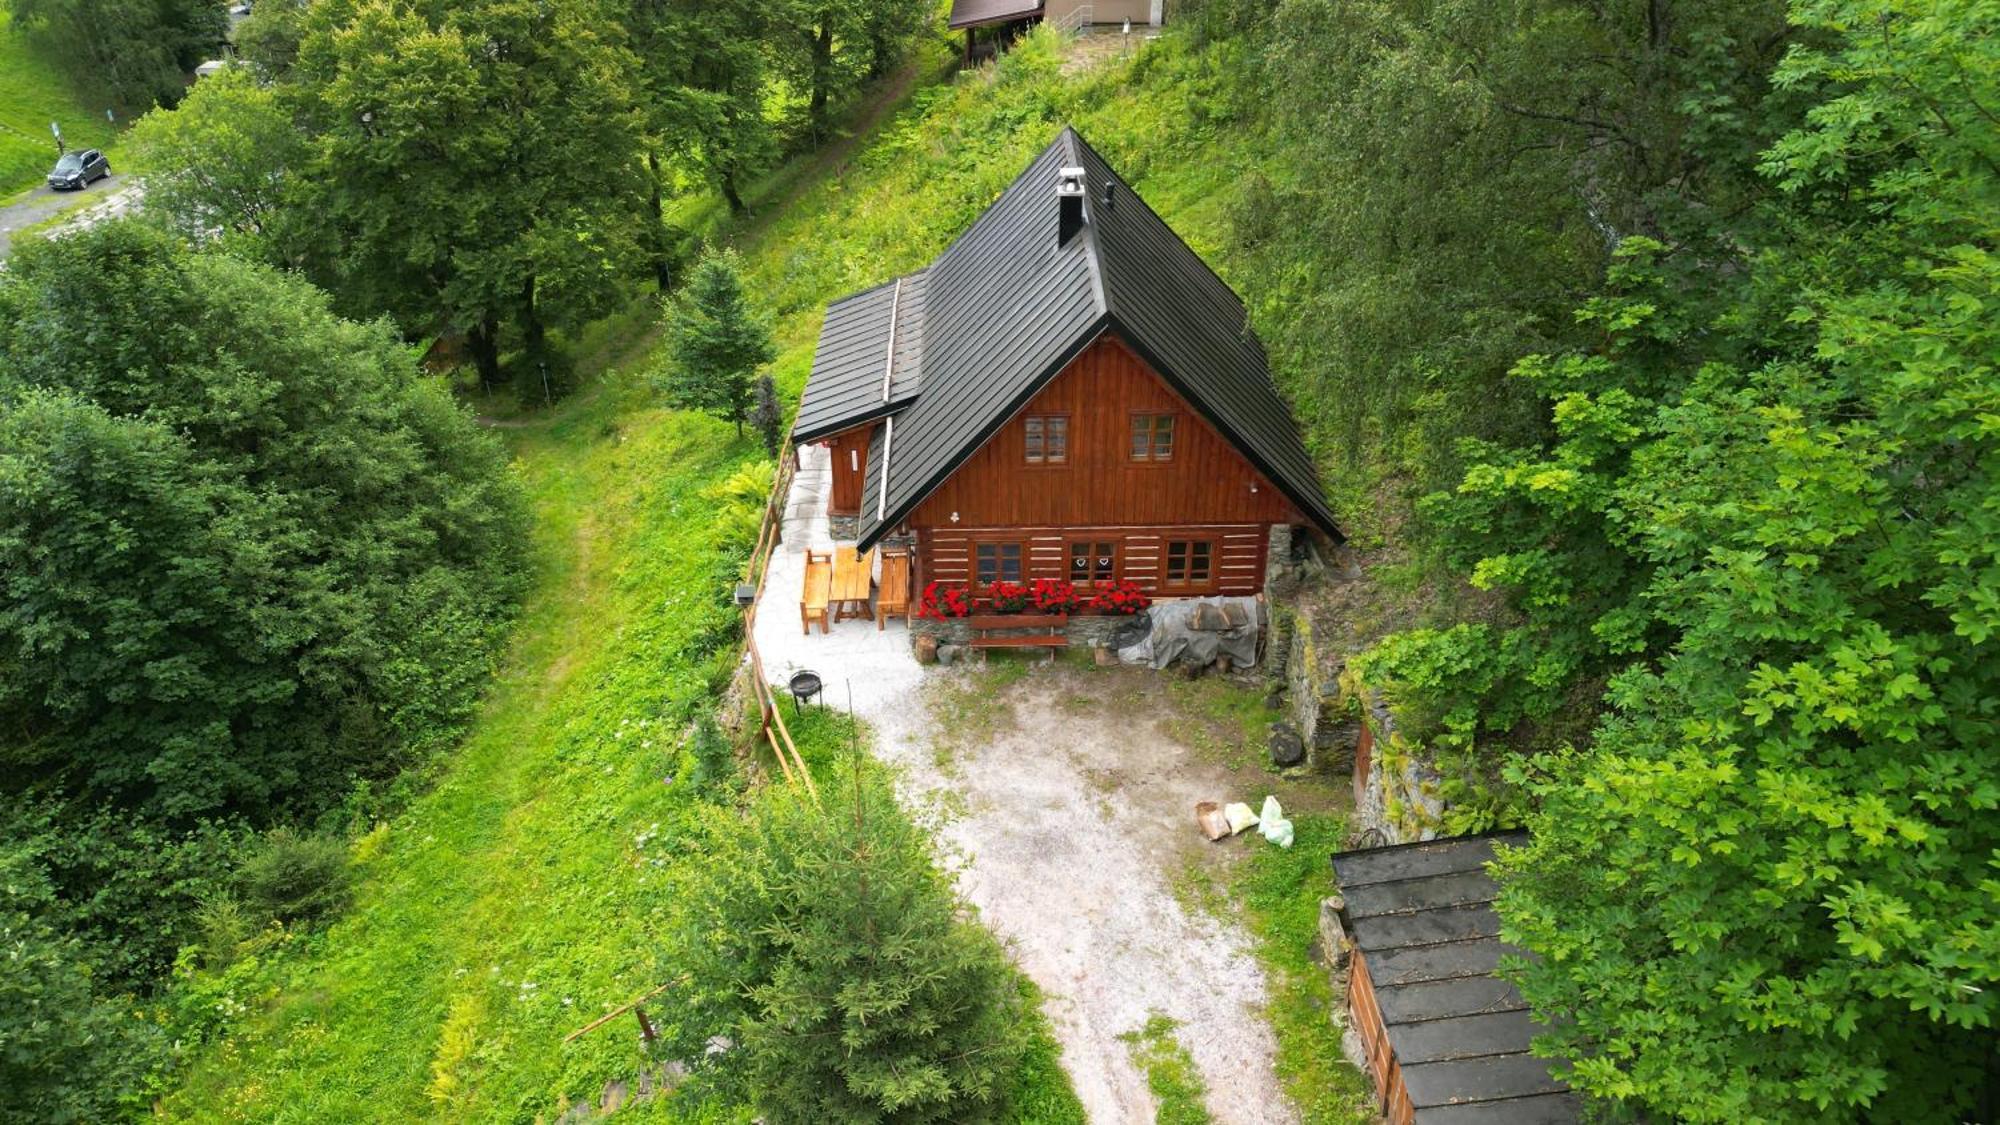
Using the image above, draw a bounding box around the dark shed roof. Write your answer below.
[1330,832,1578,1124]
[947,0,1042,28]
[791,270,926,444]
[791,127,1341,550]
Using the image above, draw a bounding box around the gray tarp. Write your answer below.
[1118,596,1263,670]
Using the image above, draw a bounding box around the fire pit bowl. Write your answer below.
[787,671,823,715]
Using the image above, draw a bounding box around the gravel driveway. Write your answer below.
[753,447,1304,1123]
[872,664,1299,1124]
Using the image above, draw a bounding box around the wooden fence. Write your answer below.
[739,444,819,803]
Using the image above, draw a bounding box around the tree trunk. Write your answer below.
[722,170,746,214]
[809,17,834,141]
[646,149,672,293]
[468,318,502,390]
[518,274,544,356]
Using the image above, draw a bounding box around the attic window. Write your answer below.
[1025,415,1068,464]
[1130,413,1176,462]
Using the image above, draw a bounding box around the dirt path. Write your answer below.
[875,665,1299,1124]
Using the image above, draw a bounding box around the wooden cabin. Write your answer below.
[791,127,1340,600]
[946,0,1162,65]
[1328,833,1580,1124]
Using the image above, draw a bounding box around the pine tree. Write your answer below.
[656,250,775,435]
[666,760,1029,1122]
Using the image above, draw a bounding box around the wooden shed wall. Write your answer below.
[1349,949,1416,1125]
[907,335,1298,532]
[825,426,872,516]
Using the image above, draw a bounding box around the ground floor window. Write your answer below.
[1069,540,1116,582]
[975,541,1023,587]
[1164,539,1212,587]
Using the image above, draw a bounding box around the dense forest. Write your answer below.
[0,0,1992,1120]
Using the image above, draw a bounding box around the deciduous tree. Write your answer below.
[1364,3,2000,1117]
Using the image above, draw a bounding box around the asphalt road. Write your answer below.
[0,171,135,260]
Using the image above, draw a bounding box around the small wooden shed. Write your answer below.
[1328,833,1579,1124]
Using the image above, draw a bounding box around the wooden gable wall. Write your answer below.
[906,334,1300,531]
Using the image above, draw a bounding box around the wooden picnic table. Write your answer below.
[831,547,875,623]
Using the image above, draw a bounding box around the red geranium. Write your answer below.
[988,580,1031,613]
[1028,578,1082,614]
[1088,579,1151,615]
[918,581,972,619]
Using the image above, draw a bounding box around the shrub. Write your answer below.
[664,764,1030,1122]
[234,830,352,927]
[0,843,163,1123]
[685,714,738,791]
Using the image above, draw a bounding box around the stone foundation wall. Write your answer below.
[1265,610,1446,845]
[911,612,1151,660]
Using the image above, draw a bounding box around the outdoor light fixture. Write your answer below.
[733,583,756,607]
[950,511,961,523]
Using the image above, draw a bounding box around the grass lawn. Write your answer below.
[0,4,121,195]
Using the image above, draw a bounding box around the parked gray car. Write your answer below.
[48,149,110,191]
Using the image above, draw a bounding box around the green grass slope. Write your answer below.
[163,27,1348,1122]
[0,6,120,195]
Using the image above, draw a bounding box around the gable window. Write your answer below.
[1131,413,1176,462]
[975,542,1023,587]
[1069,541,1116,582]
[1024,415,1068,464]
[1165,539,1212,587]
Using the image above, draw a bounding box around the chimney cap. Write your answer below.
[1056,165,1086,196]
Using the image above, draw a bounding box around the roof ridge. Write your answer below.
[1056,126,1111,320]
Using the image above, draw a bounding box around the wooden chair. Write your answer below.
[800,550,832,635]
[875,548,911,629]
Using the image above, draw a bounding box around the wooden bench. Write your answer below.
[966,614,1068,656]
[875,547,911,629]
[800,550,832,635]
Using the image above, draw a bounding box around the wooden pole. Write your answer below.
[563,980,680,1044]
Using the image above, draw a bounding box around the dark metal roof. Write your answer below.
[947,0,1042,28]
[791,270,926,444]
[1330,832,1579,1124]
[793,126,1341,549]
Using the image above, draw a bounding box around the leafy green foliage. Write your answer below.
[0,836,166,1123]
[10,0,222,111]
[1365,3,2000,1117]
[0,221,529,820]
[664,762,1031,1123]
[127,66,307,257]
[656,249,776,433]
[1228,0,1797,519]
[289,0,647,387]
